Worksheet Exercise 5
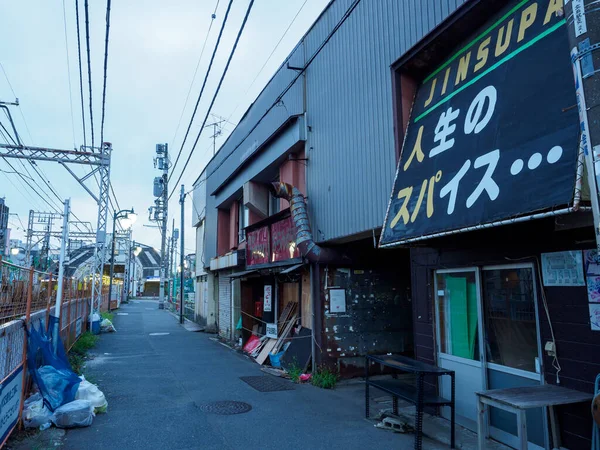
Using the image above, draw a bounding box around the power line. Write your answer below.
[227,0,309,121]
[206,0,363,182]
[171,0,221,149]
[62,0,77,149]
[0,61,34,144]
[100,0,112,147]
[169,0,256,198]
[75,0,87,148]
[0,62,17,99]
[83,0,95,149]
[0,121,63,213]
[169,0,235,180]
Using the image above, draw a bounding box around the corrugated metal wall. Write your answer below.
[305,0,465,243]
[202,0,467,261]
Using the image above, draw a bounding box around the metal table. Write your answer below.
[476,385,593,450]
[365,354,455,450]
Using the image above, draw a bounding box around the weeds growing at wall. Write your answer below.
[311,366,338,389]
[69,332,99,375]
[287,361,302,383]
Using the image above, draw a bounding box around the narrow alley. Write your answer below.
[62,300,428,450]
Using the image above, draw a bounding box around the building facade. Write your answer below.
[193,0,596,448]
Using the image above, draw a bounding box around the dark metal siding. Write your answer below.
[305,0,464,243]
[410,218,597,449]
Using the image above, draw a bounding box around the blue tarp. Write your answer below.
[26,316,81,411]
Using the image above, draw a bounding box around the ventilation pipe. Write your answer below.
[271,182,350,264]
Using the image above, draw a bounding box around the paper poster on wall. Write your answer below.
[329,289,346,313]
[263,285,272,312]
[266,323,277,339]
[589,304,600,331]
[541,251,585,286]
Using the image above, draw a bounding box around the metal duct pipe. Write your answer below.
[271,182,350,264]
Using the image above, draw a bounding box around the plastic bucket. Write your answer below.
[269,351,285,368]
[90,314,101,335]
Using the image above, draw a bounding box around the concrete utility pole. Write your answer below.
[179,184,185,324]
[150,143,169,309]
[566,0,600,252]
[53,199,70,355]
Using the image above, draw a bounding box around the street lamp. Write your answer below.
[108,208,137,312]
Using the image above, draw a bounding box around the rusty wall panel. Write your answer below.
[322,267,412,375]
[301,271,311,328]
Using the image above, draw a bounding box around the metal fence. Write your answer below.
[0,258,99,446]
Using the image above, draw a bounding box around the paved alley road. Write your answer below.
[63,300,421,450]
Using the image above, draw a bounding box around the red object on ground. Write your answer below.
[299,373,312,382]
[243,335,261,354]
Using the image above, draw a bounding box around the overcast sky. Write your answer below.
[0,0,329,256]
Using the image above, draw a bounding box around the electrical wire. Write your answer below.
[62,0,77,149]
[169,0,235,181]
[0,61,34,144]
[100,0,112,147]
[171,0,221,149]
[227,0,309,121]
[75,0,87,148]
[83,0,95,149]
[169,0,256,198]
[206,0,363,181]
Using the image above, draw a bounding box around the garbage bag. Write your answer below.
[100,318,116,333]
[22,393,53,429]
[52,399,94,428]
[37,366,81,412]
[76,376,108,413]
[27,318,81,411]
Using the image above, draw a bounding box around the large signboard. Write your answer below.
[271,216,300,262]
[247,216,300,266]
[246,225,270,266]
[0,366,23,444]
[381,0,579,246]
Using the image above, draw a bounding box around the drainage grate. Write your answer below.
[198,401,252,415]
[240,376,295,392]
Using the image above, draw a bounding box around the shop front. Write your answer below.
[236,210,308,350]
[381,0,596,448]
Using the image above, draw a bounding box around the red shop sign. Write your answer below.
[246,225,270,266]
[271,216,299,262]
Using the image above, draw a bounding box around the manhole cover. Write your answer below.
[198,401,252,415]
[240,376,294,392]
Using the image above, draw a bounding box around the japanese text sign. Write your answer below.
[247,225,270,266]
[381,0,579,246]
[271,216,300,262]
[264,285,272,312]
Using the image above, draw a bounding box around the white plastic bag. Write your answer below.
[22,393,53,429]
[100,318,116,333]
[52,399,94,428]
[76,376,108,413]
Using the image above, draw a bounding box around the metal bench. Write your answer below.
[365,354,456,450]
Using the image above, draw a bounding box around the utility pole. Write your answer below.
[171,227,179,305]
[53,199,70,354]
[179,184,185,324]
[566,1,600,252]
[150,143,169,309]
